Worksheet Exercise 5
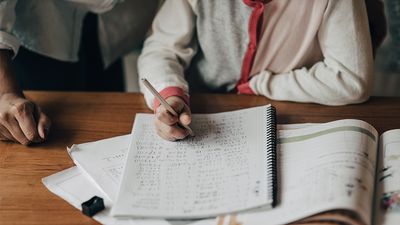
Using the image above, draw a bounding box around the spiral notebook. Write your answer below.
[112,105,277,219]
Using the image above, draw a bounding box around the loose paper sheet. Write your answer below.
[68,135,131,200]
[42,166,168,225]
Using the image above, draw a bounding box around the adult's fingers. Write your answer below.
[1,117,30,145]
[35,107,51,140]
[12,100,41,142]
[0,124,16,142]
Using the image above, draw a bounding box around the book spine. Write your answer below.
[266,105,277,207]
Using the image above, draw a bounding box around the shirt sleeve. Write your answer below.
[0,0,20,57]
[138,0,197,109]
[249,0,374,106]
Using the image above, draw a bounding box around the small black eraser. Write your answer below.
[81,196,105,217]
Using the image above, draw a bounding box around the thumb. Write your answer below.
[179,103,191,126]
[36,107,51,140]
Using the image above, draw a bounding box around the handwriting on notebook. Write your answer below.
[113,105,276,218]
[131,114,256,213]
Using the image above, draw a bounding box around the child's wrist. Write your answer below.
[153,86,190,112]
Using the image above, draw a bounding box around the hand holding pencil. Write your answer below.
[142,79,194,141]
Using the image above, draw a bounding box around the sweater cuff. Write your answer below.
[153,86,190,111]
[248,71,273,96]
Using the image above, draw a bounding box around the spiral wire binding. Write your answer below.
[265,105,277,207]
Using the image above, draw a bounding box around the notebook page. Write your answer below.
[375,129,400,225]
[112,105,274,218]
[225,119,378,225]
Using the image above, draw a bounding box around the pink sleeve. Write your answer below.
[153,86,190,111]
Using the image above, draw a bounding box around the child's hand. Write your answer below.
[154,96,191,141]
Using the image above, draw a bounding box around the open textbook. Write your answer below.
[59,110,400,224]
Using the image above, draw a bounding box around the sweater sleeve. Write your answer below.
[0,0,20,57]
[138,0,197,109]
[249,0,374,106]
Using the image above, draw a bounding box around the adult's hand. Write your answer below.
[0,49,51,145]
[154,96,191,141]
[0,93,50,145]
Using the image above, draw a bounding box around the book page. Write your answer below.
[193,119,378,225]
[113,105,275,218]
[374,129,400,225]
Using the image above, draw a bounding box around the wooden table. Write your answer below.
[1,91,400,225]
